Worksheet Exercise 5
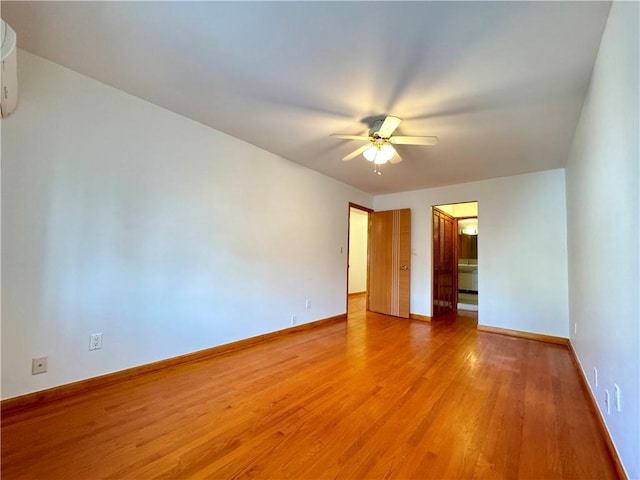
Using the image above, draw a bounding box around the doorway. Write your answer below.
[347,203,371,313]
[347,204,412,318]
[432,201,479,319]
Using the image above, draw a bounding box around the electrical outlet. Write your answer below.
[305,299,311,309]
[614,384,621,412]
[604,389,610,414]
[89,333,103,350]
[291,315,297,325]
[32,357,48,375]
[593,367,598,388]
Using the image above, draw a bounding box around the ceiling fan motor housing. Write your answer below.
[369,118,387,137]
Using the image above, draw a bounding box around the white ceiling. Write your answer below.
[2,1,611,195]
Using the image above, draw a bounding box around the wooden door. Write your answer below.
[367,209,411,318]
[432,207,458,317]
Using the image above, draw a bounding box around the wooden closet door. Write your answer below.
[368,209,411,318]
[432,207,457,317]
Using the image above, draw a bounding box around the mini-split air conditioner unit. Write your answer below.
[1,19,18,118]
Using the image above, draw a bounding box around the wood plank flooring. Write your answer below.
[1,295,618,479]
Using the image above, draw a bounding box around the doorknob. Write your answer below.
[400,265,409,270]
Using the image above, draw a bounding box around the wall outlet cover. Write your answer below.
[32,356,48,375]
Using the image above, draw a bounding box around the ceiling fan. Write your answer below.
[332,116,438,174]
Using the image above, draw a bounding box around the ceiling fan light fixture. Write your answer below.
[335,115,436,166]
[363,143,395,164]
[363,145,377,162]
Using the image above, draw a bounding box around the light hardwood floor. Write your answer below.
[1,295,618,479]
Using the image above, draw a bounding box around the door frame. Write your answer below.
[431,202,479,320]
[346,202,373,312]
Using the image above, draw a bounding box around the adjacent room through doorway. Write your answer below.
[457,217,478,311]
[347,204,370,313]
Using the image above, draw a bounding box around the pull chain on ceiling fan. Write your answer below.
[331,116,438,174]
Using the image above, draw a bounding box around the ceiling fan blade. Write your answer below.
[331,134,371,141]
[342,144,370,161]
[390,135,439,146]
[377,116,402,138]
[389,150,403,164]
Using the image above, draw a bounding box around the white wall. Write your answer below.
[565,2,639,477]
[348,208,368,294]
[1,51,372,400]
[375,169,569,337]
